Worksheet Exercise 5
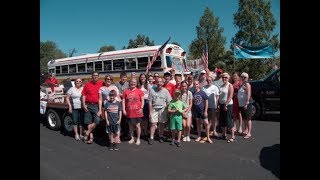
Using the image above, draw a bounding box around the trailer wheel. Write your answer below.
[46,109,62,130]
[62,112,74,135]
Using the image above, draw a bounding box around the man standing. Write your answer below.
[148,78,172,144]
[82,71,104,144]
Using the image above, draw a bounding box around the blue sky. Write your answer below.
[40,0,280,56]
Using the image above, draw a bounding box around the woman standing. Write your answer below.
[202,76,220,137]
[66,78,84,140]
[232,72,243,135]
[138,73,151,139]
[218,73,235,143]
[180,81,193,142]
[122,78,145,145]
[238,72,253,139]
[98,75,121,142]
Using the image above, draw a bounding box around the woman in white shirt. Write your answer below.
[202,76,220,137]
[66,78,84,140]
[218,73,235,143]
[237,72,253,139]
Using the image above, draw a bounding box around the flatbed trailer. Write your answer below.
[42,101,74,135]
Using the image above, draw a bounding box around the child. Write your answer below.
[168,90,187,147]
[104,90,122,151]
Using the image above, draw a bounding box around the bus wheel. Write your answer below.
[62,112,74,135]
[251,102,261,120]
[46,109,62,130]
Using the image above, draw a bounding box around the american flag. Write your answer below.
[201,43,208,68]
[146,37,171,73]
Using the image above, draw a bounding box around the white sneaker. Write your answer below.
[186,136,191,142]
[182,137,187,142]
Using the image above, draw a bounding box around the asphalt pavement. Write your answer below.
[40,119,280,180]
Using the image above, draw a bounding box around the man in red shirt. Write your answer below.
[45,72,58,91]
[163,71,175,98]
[82,71,104,144]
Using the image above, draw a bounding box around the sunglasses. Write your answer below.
[222,77,228,79]
[106,78,112,80]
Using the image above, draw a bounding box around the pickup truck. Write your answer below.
[250,68,280,119]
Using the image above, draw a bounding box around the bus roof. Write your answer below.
[48,44,184,66]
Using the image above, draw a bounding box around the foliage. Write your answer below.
[188,7,226,70]
[230,0,279,79]
[98,45,116,53]
[124,34,155,49]
[40,41,66,74]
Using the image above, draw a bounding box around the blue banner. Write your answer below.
[234,44,274,59]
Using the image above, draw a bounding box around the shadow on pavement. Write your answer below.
[259,144,280,179]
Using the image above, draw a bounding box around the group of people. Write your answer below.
[48,68,253,151]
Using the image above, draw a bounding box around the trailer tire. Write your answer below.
[46,109,62,130]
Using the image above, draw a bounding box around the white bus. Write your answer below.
[47,44,187,82]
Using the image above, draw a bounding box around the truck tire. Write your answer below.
[46,109,62,130]
[251,102,261,120]
[62,112,74,135]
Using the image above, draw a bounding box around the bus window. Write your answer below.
[103,60,112,71]
[95,61,103,72]
[87,62,94,72]
[69,64,76,73]
[55,66,61,74]
[78,63,85,72]
[137,57,148,69]
[152,56,161,68]
[62,65,68,74]
[113,59,124,70]
[125,58,137,70]
[166,56,172,68]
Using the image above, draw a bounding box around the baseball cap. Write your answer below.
[200,70,206,74]
[164,71,171,76]
[184,71,191,75]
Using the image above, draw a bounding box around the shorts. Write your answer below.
[183,111,192,119]
[84,104,101,125]
[150,107,168,123]
[170,115,182,130]
[106,124,120,134]
[219,104,233,129]
[72,109,83,126]
[239,104,252,120]
[127,117,142,124]
[208,108,216,119]
[193,109,208,121]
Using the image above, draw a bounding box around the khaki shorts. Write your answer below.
[150,107,168,123]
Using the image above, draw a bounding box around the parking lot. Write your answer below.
[40,118,280,180]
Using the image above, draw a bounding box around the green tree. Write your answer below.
[40,41,66,74]
[124,34,155,49]
[98,45,115,53]
[188,7,226,70]
[231,0,280,79]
